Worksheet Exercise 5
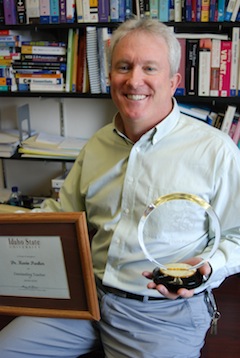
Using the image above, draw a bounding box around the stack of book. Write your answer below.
[13,40,67,92]
[0,30,22,91]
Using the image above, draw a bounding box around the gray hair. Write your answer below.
[110,18,181,77]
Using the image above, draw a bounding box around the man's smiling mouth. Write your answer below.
[126,94,147,100]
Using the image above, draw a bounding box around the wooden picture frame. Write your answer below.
[0,212,100,321]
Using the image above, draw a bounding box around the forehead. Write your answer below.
[112,31,168,60]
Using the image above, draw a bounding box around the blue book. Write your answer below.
[209,0,217,21]
[217,0,226,21]
[50,0,59,23]
[158,0,169,22]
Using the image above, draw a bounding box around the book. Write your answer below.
[213,112,225,129]
[175,38,186,96]
[26,0,40,23]
[59,0,66,23]
[178,103,211,121]
[225,0,237,21]
[198,38,212,96]
[185,39,199,96]
[76,29,87,93]
[50,0,59,23]
[210,39,221,97]
[71,28,79,92]
[65,28,74,92]
[110,0,119,21]
[220,105,237,134]
[20,54,66,62]
[16,0,27,24]
[98,0,110,21]
[232,114,240,144]
[185,0,192,21]
[21,45,66,55]
[39,0,50,24]
[201,0,210,21]
[86,26,101,94]
[66,0,75,23]
[3,0,17,24]
[219,40,232,97]
[98,27,111,94]
[76,0,84,22]
[158,0,169,22]
[125,0,133,19]
[174,0,182,21]
[228,113,240,140]
[217,0,226,21]
[90,0,99,22]
[231,0,240,21]
[230,27,240,96]
[82,0,91,21]
[149,0,158,19]
[196,0,202,21]
[209,0,217,21]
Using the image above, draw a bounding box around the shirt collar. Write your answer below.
[113,98,181,145]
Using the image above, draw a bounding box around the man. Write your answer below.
[1,18,240,358]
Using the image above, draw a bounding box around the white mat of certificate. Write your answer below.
[0,236,70,299]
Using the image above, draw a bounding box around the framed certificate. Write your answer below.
[0,212,100,321]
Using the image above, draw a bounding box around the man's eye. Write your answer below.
[118,65,129,72]
[145,67,156,72]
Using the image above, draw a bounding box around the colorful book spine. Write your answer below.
[217,0,226,21]
[59,0,66,23]
[185,39,199,95]
[219,40,232,97]
[230,27,240,96]
[98,0,110,21]
[150,0,158,19]
[231,0,240,21]
[125,0,132,19]
[16,0,27,24]
[185,0,192,21]
[21,45,66,55]
[174,0,182,21]
[39,0,50,24]
[201,0,210,21]
[110,0,119,21]
[3,0,17,24]
[210,38,221,96]
[65,28,74,92]
[158,0,169,22]
[66,0,75,23]
[83,0,91,22]
[119,0,126,22]
[220,105,237,134]
[209,0,217,21]
[76,0,84,22]
[90,0,99,22]
[50,0,59,23]
[26,0,40,24]
[196,0,202,21]
[198,38,212,96]
[225,0,237,21]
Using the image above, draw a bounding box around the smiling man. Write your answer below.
[1,18,240,358]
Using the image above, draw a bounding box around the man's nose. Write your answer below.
[126,68,143,88]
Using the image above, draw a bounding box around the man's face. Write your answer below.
[110,31,180,131]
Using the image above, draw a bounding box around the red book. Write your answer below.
[219,40,232,97]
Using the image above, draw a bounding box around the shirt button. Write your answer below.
[124,208,129,214]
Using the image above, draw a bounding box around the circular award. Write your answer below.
[138,193,221,292]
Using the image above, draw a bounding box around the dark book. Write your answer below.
[185,39,199,96]
[16,0,27,24]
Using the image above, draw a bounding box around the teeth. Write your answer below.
[127,94,146,100]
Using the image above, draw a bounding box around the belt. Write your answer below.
[96,277,206,302]
[96,277,168,302]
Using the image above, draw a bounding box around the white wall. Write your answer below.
[0,97,117,197]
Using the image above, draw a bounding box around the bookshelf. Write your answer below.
[0,2,239,197]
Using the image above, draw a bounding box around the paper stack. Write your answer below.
[0,129,25,158]
[18,132,88,159]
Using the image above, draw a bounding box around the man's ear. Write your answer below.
[170,73,182,95]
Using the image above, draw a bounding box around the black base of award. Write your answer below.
[152,263,204,293]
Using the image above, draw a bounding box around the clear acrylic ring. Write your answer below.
[138,193,221,271]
